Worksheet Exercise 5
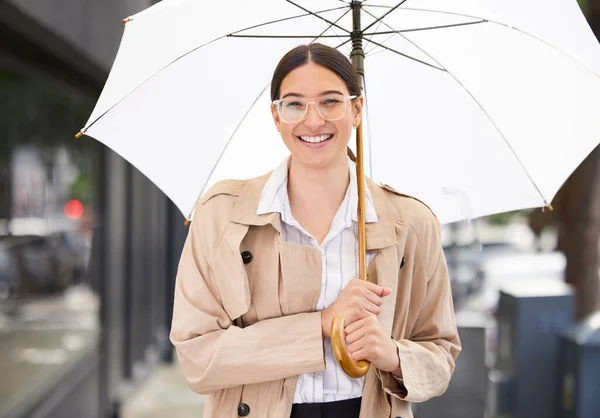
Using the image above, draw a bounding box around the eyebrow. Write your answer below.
[281,90,345,99]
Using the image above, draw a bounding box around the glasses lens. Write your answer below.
[279,98,307,123]
[317,94,347,121]
[278,94,349,123]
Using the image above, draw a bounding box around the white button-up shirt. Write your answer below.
[257,156,378,404]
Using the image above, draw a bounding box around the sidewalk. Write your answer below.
[121,359,207,418]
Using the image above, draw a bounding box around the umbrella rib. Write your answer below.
[310,6,352,46]
[364,15,386,55]
[228,34,350,38]
[229,5,348,36]
[362,0,409,33]
[364,38,444,71]
[362,9,551,205]
[363,20,487,36]
[365,5,600,78]
[230,9,353,50]
[365,33,396,56]
[361,8,448,70]
[334,38,353,50]
[81,35,227,133]
[285,0,351,33]
[192,83,272,219]
[362,7,448,70]
[330,27,353,55]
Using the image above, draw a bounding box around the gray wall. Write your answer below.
[6,0,153,71]
[1,0,156,97]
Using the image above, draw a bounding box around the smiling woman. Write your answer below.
[170,43,461,418]
[270,44,363,172]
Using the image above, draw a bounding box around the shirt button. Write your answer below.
[237,403,250,416]
[241,251,253,264]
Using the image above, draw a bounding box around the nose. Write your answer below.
[303,102,325,129]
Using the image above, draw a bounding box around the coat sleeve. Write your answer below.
[379,218,462,403]
[170,204,326,395]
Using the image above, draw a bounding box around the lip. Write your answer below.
[295,133,335,148]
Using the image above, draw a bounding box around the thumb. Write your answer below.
[380,287,392,297]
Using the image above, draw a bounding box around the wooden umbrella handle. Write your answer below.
[331,316,370,378]
[330,120,370,378]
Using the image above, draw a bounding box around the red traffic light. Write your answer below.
[64,200,84,219]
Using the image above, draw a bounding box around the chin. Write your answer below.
[296,151,346,169]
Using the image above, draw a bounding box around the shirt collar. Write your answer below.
[257,156,378,224]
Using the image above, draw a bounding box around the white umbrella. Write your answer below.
[77,0,600,377]
[77,0,600,225]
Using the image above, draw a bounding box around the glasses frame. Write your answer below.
[272,94,358,124]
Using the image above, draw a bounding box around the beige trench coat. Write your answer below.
[170,173,461,418]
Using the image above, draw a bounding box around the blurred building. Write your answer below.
[0,2,188,417]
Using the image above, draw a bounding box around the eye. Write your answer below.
[321,98,341,106]
[285,100,304,108]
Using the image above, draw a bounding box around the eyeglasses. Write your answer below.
[272,94,357,124]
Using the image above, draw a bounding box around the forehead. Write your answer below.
[279,61,350,96]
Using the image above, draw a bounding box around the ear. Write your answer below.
[352,95,364,128]
[271,104,281,134]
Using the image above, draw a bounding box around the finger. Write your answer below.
[362,281,392,297]
[347,338,366,356]
[345,326,368,345]
[362,300,382,316]
[346,313,379,335]
[349,307,370,324]
[345,317,367,336]
[350,347,370,362]
[380,287,392,297]
[363,291,382,307]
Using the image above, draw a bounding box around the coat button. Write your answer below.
[241,251,253,264]
[237,403,250,416]
[400,256,406,269]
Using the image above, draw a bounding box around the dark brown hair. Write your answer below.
[270,43,361,101]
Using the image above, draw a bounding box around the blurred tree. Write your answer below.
[0,70,94,219]
[546,0,600,319]
[487,209,532,226]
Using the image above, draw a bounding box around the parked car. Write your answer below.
[444,241,518,306]
[0,216,91,297]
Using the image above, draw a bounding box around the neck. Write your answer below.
[287,155,350,214]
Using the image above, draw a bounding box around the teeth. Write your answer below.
[300,134,332,143]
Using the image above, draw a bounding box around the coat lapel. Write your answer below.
[211,221,252,322]
[365,178,399,336]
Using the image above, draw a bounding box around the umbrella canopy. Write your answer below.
[79,0,600,225]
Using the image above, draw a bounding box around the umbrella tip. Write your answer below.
[122,17,132,24]
[184,219,191,227]
[75,128,88,139]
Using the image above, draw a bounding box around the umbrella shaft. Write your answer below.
[350,1,364,79]
[356,122,367,282]
[349,1,367,282]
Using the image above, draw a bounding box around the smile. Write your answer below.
[297,134,333,143]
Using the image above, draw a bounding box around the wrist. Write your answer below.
[320,309,331,339]
[388,338,401,375]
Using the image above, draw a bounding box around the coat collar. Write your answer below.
[230,173,397,251]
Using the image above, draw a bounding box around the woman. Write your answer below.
[170,43,461,418]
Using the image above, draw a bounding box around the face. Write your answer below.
[271,61,363,169]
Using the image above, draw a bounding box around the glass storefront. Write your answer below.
[0,69,101,418]
[0,69,97,301]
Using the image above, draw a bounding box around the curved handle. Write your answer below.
[330,119,370,378]
[331,316,370,378]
